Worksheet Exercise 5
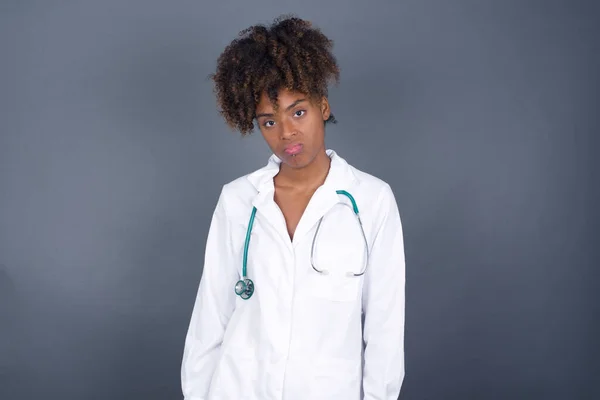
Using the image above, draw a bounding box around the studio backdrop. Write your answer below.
[0,1,598,399]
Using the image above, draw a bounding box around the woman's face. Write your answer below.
[255,88,330,170]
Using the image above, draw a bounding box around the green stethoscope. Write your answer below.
[234,190,370,300]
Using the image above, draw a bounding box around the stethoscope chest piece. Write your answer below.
[235,278,254,300]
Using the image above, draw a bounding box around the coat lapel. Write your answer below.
[291,185,338,246]
[293,150,358,246]
[246,150,358,249]
[247,157,292,250]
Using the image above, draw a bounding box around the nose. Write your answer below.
[280,118,297,140]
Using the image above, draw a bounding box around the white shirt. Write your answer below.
[182,150,405,399]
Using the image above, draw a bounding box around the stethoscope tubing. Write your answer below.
[236,189,369,300]
[310,190,369,276]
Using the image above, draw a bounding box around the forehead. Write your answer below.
[256,88,313,112]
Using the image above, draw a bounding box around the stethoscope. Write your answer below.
[234,190,370,300]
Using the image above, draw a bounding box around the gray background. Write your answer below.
[1,1,598,399]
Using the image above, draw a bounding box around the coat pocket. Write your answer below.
[307,271,362,302]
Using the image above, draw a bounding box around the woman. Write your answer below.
[181,15,405,400]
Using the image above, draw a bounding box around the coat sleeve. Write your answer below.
[181,188,238,400]
[362,183,406,400]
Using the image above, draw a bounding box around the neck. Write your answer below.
[277,149,331,190]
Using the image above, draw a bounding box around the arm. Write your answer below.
[181,189,238,400]
[362,184,406,400]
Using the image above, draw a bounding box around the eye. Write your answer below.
[263,120,275,128]
[294,110,306,117]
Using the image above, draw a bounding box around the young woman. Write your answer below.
[181,15,406,400]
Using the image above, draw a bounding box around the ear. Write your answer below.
[321,96,331,121]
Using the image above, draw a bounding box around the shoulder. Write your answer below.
[214,167,263,215]
[348,164,397,206]
[221,174,255,199]
[345,163,402,239]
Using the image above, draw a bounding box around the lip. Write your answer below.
[283,143,303,156]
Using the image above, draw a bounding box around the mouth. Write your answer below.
[283,143,303,156]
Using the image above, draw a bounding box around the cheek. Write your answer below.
[306,119,325,140]
[259,130,279,149]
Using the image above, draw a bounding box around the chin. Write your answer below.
[280,152,312,169]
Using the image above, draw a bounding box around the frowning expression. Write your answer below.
[255,89,331,169]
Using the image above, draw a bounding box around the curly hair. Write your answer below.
[211,15,340,135]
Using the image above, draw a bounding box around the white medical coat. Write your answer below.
[182,150,405,400]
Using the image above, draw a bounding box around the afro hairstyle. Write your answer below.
[211,15,340,135]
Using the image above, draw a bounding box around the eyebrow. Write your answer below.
[255,98,306,119]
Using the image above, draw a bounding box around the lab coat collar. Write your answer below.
[246,149,356,192]
[247,149,358,246]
